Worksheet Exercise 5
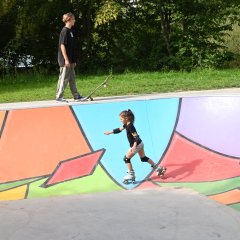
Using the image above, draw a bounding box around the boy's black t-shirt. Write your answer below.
[58,27,76,67]
[123,122,142,147]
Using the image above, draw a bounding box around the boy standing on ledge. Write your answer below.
[56,12,84,102]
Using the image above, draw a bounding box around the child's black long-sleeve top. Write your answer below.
[123,123,142,147]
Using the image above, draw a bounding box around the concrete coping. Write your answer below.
[1,88,240,110]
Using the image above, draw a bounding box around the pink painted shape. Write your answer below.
[150,133,240,183]
[135,181,159,190]
[44,149,105,186]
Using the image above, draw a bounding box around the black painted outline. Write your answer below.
[46,98,182,190]
[205,186,240,197]
[176,131,240,160]
[228,201,240,206]
[0,106,103,190]
[0,110,8,139]
[157,98,182,165]
[24,184,30,199]
[3,98,237,195]
[41,148,106,188]
[0,175,49,189]
[137,98,183,187]
[69,106,93,152]
[151,178,240,194]
[148,179,162,188]
[0,176,46,195]
[70,105,127,190]
[154,174,240,184]
[144,121,240,185]
[99,162,126,190]
[151,178,240,207]
[151,179,240,206]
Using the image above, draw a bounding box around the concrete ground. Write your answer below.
[0,188,240,240]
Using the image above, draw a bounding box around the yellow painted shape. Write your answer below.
[0,185,27,201]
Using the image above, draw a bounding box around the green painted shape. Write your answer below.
[230,203,240,211]
[27,165,123,198]
[0,178,41,192]
[155,177,240,195]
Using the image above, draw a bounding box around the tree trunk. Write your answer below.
[159,1,172,56]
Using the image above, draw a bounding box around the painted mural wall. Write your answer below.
[0,97,239,210]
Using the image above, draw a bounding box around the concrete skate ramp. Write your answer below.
[0,188,240,240]
[0,95,239,211]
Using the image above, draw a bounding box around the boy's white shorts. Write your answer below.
[129,142,144,154]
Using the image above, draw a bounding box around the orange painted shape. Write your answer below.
[0,111,6,129]
[0,106,91,183]
[0,185,27,201]
[209,189,240,205]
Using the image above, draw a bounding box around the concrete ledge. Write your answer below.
[1,88,240,110]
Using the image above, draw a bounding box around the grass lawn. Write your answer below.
[1,68,240,103]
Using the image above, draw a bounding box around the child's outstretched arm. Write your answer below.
[104,127,124,135]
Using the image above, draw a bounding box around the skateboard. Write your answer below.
[82,74,111,101]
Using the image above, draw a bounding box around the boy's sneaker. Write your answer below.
[56,97,68,103]
[74,96,86,102]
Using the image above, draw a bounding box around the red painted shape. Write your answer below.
[43,149,105,187]
[135,180,159,190]
[151,133,240,183]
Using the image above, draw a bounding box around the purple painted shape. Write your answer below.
[176,97,240,157]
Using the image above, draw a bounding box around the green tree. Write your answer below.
[93,0,240,70]
[1,0,240,75]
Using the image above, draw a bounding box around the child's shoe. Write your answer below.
[152,165,167,178]
[123,170,135,184]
